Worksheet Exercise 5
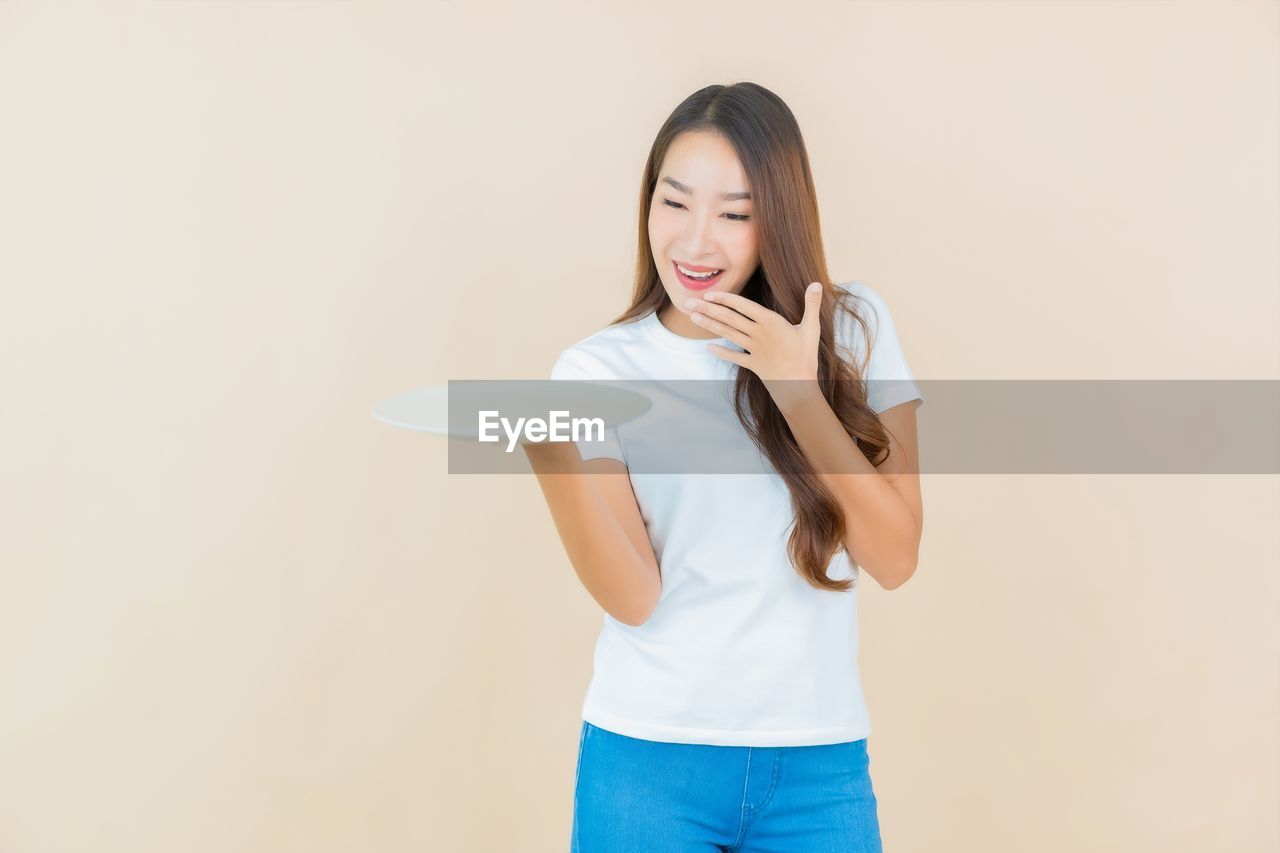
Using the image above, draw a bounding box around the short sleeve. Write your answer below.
[548,348,627,463]
[838,283,924,414]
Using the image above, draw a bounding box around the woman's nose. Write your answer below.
[681,215,714,255]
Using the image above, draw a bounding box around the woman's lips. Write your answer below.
[673,261,724,290]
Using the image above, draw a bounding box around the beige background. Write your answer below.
[2,1,1277,851]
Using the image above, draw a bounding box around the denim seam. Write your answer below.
[731,748,753,849]
[738,749,782,840]
[574,723,589,788]
[753,749,781,816]
[571,723,589,851]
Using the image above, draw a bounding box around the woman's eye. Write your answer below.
[661,198,750,222]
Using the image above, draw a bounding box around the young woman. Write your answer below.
[525,82,923,852]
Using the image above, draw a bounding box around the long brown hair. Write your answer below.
[607,82,895,593]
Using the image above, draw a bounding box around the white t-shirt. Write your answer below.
[548,280,923,747]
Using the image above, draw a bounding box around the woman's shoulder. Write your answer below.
[833,279,923,411]
[549,313,651,381]
[833,279,890,316]
[832,279,881,355]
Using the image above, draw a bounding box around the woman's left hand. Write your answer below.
[687,281,825,411]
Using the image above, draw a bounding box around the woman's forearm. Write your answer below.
[523,441,660,626]
[775,388,920,589]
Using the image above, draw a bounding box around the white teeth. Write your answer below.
[677,263,722,279]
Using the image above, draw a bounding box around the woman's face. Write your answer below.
[649,130,759,333]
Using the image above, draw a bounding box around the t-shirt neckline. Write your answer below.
[641,307,730,354]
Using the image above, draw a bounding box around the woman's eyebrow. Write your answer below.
[660,176,752,201]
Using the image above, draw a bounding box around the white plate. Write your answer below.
[371,381,653,439]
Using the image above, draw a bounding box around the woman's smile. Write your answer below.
[673,260,724,290]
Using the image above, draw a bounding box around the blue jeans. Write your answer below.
[571,720,883,852]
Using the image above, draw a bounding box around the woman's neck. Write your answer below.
[657,303,719,340]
